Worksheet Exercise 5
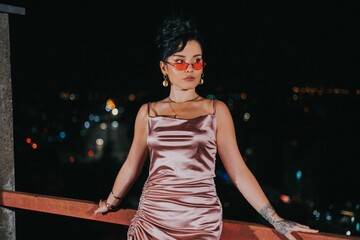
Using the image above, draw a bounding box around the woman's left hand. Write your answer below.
[273,219,319,240]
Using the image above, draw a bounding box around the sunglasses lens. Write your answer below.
[193,62,204,70]
[174,62,189,71]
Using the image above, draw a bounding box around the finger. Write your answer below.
[293,223,313,230]
[295,222,310,228]
[283,232,296,240]
[94,206,104,214]
[94,206,107,215]
[94,200,104,215]
[94,208,101,215]
[291,225,318,233]
[297,227,319,233]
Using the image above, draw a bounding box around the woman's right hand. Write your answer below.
[93,199,111,215]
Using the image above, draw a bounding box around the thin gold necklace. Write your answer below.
[168,95,200,118]
[168,95,200,104]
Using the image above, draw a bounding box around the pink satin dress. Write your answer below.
[127,100,223,240]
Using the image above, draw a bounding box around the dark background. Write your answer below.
[3,0,360,239]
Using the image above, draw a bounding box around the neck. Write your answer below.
[168,94,200,103]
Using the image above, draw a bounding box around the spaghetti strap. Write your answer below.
[212,99,217,115]
[147,102,151,116]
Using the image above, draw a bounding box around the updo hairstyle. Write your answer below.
[155,15,204,61]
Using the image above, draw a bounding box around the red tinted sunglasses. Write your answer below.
[164,60,206,71]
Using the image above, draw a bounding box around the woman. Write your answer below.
[94,15,319,240]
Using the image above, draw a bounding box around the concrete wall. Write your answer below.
[0,12,16,240]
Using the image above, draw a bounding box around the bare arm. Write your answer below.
[215,100,318,239]
[94,103,149,213]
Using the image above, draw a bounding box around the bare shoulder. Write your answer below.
[136,103,149,119]
[214,100,236,135]
[213,99,234,126]
[146,99,168,116]
[214,99,231,115]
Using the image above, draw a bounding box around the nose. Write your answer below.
[185,63,194,73]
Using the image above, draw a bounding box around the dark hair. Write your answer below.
[155,15,204,61]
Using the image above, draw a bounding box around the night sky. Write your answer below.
[8,1,360,93]
[3,0,360,238]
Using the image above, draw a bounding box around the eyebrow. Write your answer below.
[172,53,202,58]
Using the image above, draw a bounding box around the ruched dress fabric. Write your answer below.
[127,101,223,240]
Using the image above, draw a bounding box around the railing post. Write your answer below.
[0,4,25,240]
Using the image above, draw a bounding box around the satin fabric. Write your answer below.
[127,105,223,240]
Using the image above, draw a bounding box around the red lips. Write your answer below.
[183,76,195,81]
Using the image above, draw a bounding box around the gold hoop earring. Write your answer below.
[163,75,169,87]
[199,73,204,85]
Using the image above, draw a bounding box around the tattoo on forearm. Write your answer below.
[259,203,277,225]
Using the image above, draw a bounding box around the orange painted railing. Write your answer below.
[0,190,358,240]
